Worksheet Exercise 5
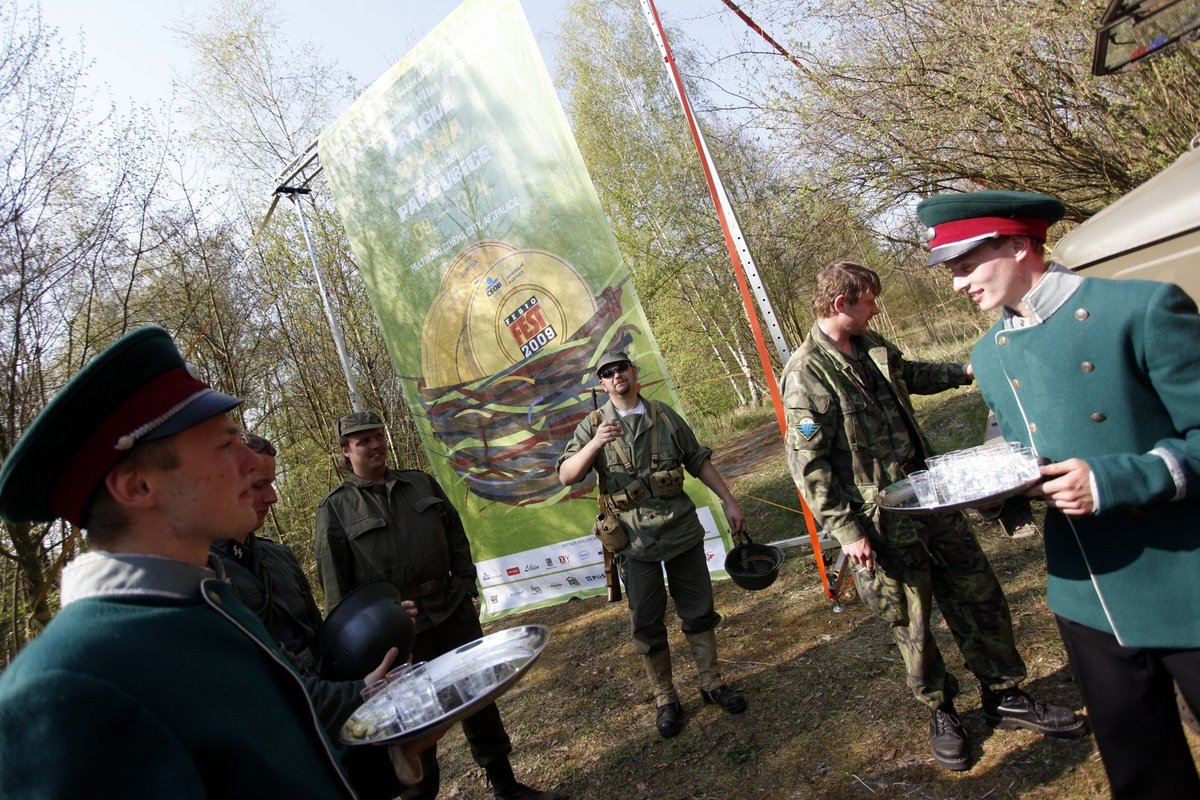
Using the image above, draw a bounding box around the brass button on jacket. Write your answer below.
[1081,362,1095,373]
[1091,412,1107,422]
[1074,308,1090,321]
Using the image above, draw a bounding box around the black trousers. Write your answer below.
[1056,615,1200,799]
[621,540,721,655]
[402,597,513,800]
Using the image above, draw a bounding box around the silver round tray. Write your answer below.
[878,475,1042,515]
[340,624,550,746]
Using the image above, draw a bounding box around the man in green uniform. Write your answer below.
[780,262,1084,770]
[921,190,1200,797]
[557,351,748,739]
[0,327,385,797]
[315,411,559,800]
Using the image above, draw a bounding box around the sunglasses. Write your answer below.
[598,362,631,380]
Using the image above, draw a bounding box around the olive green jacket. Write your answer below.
[557,397,712,563]
[316,469,476,632]
[780,324,971,546]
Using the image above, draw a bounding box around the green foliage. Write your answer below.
[3,0,1195,677]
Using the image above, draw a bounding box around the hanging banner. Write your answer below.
[318,0,732,619]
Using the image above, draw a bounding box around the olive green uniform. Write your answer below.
[781,324,1026,708]
[556,398,721,658]
[315,469,512,800]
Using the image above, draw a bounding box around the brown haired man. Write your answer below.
[780,262,1083,770]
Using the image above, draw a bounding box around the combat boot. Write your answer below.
[686,629,747,714]
[929,701,969,771]
[981,687,1087,738]
[484,757,562,800]
[641,648,683,738]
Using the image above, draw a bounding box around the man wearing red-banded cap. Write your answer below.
[0,327,421,798]
[921,190,1200,798]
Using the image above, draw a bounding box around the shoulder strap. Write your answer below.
[647,400,683,470]
[585,410,611,492]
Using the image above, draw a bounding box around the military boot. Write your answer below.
[686,629,747,714]
[484,757,562,800]
[930,701,969,771]
[641,648,683,738]
[981,687,1087,738]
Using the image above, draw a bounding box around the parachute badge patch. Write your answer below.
[795,416,820,441]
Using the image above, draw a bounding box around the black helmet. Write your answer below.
[318,581,415,681]
[724,532,783,591]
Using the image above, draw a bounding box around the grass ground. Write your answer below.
[427,388,1198,799]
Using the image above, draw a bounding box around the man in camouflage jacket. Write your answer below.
[780,262,1083,771]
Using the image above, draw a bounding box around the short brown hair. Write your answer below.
[82,438,180,544]
[811,261,882,319]
[241,432,276,457]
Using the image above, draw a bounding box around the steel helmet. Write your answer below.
[318,580,415,681]
[724,532,783,591]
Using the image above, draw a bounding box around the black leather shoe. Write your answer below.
[492,782,562,800]
[930,703,970,771]
[982,689,1087,738]
[656,701,683,738]
[700,685,747,714]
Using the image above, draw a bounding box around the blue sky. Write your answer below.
[39,0,760,117]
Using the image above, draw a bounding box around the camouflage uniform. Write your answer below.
[780,323,1026,708]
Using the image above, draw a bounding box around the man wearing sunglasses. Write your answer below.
[558,350,748,739]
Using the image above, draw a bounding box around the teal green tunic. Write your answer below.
[0,554,355,798]
[972,268,1200,647]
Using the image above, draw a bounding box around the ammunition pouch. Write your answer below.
[605,480,651,512]
[604,467,685,513]
[649,467,685,498]
[593,511,630,552]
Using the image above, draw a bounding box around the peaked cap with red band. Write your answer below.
[917,190,1065,266]
[0,327,240,527]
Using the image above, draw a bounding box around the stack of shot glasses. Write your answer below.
[356,641,533,737]
[907,441,1040,508]
[358,661,442,738]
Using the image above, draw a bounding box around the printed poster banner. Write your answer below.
[319,0,732,620]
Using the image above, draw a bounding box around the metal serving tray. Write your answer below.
[340,624,550,746]
[878,475,1042,515]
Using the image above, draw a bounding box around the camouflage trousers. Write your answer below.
[856,510,1027,709]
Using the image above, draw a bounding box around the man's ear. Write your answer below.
[831,294,849,314]
[1010,235,1031,260]
[103,461,156,510]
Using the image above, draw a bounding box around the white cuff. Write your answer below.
[1150,447,1188,501]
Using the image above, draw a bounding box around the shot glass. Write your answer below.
[451,658,500,704]
[358,679,402,737]
[906,470,938,506]
[390,661,440,729]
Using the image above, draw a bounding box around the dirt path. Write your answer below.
[711,419,785,480]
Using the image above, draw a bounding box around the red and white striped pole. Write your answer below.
[639,0,836,601]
